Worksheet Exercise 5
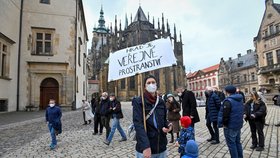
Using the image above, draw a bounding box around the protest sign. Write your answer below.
[108,38,177,81]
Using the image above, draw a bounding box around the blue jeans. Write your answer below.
[48,123,57,146]
[224,128,243,158]
[136,150,167,158]
[107,117,127,142]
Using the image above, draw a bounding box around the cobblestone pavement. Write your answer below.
[0,103,279,158]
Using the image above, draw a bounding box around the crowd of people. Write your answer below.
[44,74,280,158]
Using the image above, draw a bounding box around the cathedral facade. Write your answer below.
[90,6,185,100]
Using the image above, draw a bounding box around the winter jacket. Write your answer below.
[218,94,244,130]
[206,92,221,122]
[45,106,62,132]
[166,99,181,121]
[244,99,267,123]
[109,99,124,119]
[181,90,200,124]
[132,96,169,154]
[100,98,111,116]
[177,127,195,155]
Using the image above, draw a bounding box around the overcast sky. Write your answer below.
[83,0,279,72]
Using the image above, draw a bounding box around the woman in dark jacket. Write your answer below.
[133,75,172,158]
[244,91,267,151]
[166,94,181,143]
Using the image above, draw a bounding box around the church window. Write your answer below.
[121,79,125,89]
[129,76,135,89]
[32,28,54,56]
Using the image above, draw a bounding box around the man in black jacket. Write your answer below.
[100,92,111,139]
[177,86,200,128]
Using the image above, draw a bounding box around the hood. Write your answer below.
[228,94,243,102]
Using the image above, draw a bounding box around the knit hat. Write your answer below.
[180,116,192,128]
[144,75,157,85]
[225,85,236,94]
[185,140,199,157]
[167,94,174,98]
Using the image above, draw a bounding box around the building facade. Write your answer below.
[90,6,185,100]
[0,0,88,112]
[254,0,280,93]
[186,64,219,100]
[218,49,258,95]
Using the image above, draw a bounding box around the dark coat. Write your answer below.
[132,96,169,154]
[166,99,181,121]
[272,95,279,106]
[92,99,101,115]
[244,99,267,123]
[181,89,200,124]
[100,98,111,116]
[207,92,221,122]
[109,99,124,119]
[45,106,62,133]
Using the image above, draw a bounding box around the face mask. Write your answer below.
[178,93,182,96]
[146,83,157,93]
[49,104,55,107]
[109,98,114,101]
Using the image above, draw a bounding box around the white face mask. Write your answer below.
[178,93,182,96]
[49,104,55,107]
[146,83,157,93]
[109,98,114,101]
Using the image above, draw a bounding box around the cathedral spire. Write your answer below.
[125,13,128,29]
[93,5,109,33]
[134,6,148,22]
[158,18,160,30]
[180,31,182,42]
[161,13,165,34]
[174,24,177,42]
[115,15,117,34]
[148,12,150,22]
[153,16,155,28]
[167,19,170,34]
[119,19,122,31]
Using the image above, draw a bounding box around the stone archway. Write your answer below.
[40,78,59,109]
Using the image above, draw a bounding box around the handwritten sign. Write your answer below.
[108,38,177,81]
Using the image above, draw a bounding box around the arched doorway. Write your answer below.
[40,78,59,109]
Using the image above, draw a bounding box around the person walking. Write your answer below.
[133,75,172,158]
[103,93,127,145]
[236,88,246,103]
[218,85,244,158]
[244,91,267,151]
[92,96,103,135]
[166,94,181,143]
[45,99,62,150]
[274,89,280,126]
[177,86,200,128]
[81,98,94,125]
[205,86,221,144]
[100,92,111,139]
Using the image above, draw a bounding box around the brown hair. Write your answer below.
[250,91,260,104]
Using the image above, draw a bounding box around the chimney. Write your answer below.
[247,49,253,54]
[237,53,241,58]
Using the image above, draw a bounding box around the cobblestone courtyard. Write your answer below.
[0,103,279,158]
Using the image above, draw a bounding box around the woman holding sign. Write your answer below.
[133,75,172,158]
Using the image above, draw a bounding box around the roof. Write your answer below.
[186,64,219,79]
[133,6,148,22]
[202,64,220,73]
[272,3,280,14]
[222,51,257,71]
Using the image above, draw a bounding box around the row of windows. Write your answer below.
[266,50,280,66]
[189,78,216,90]
[263,23,280,38]
[220,72,256,85]
[121,76,136,90]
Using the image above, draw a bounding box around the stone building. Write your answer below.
[218,49,258,95]
[0,0,88,112]
[186,64,219,100]
[90,6,185,100]
[254,0,280,93]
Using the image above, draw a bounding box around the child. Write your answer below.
[176,116,195,157]
[182,140,199,158]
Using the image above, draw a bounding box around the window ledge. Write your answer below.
[0,76,12,80]
[31,53,54,56]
